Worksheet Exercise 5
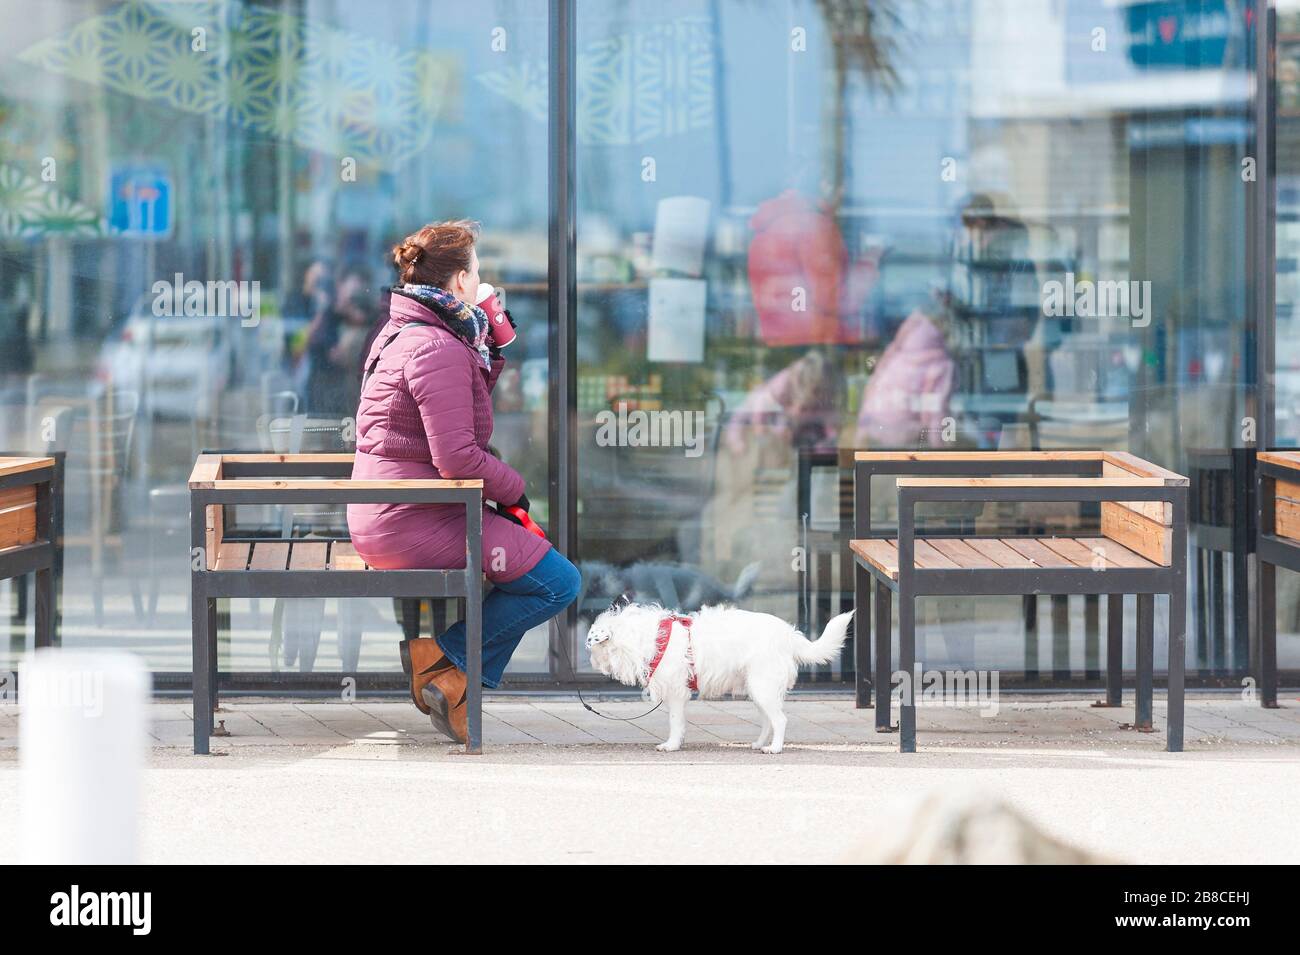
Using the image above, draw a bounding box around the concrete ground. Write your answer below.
[2,692,1298,864]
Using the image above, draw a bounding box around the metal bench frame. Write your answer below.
[1186,448,1253,680]
[189,454,483,754]
[1254,449,1300,709]
[0,453,64,651]
[852,452,1188,753]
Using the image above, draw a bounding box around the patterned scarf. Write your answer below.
[393,283,491,369]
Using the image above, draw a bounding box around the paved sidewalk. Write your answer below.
[3,694,1298,864]
[2,692,1299,749]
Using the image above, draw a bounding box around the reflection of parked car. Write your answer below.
[98,300,233,419]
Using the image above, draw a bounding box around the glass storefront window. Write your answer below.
[0,0,1278,690]
[574,0,1253,682]
[0,0,550,683]
[1273,0,1300,679]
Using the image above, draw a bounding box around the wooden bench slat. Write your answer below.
[214,542,251,571]
[897,476,1164,487]
[1001,538,1077,568]
[1101,451,1189,486]
[928,538,991,569]
[909,539,962,569]
[1075,537,1158,569]
[1039,536,1105,569]
[188,453,223,488]
[855,451,1100,462]
[964,537,1037,569]
[0,486,36,510]
[329,541,367,571]
[852,535,1180,579]
[0,456,54,478]
[849,539,899,580]
[248,541,290,571]
[288,541,329,570]
[211,478,483,490]
[0,502,36,550]
[1275,498,1300,542]
[851,535,1169,580]
[1276,478,1300,503]
[1100,506,1172,566]
[1259,450,1300,473]
[1101,463,1173,524]
[212,453,355,465]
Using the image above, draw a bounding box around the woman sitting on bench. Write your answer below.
[348,219,581,743]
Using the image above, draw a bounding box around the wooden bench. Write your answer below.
[1254,450,1300,708]
[188,453,484,754]
[851,451,1189,753]
[0,454,63,650]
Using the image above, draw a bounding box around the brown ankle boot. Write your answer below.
[399,638,457,716]
[420,664,469,744]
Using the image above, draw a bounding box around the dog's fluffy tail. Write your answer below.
[793,609,855,665]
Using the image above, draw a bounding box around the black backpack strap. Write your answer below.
[362,319,429,391]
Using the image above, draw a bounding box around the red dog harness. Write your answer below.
[647,614,697,691]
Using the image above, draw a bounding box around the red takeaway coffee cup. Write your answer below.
[476,283,516,349]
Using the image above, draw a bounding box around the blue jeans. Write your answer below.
[435,548,582,688]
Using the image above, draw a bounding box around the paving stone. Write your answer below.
[5,695,1299,750]
[529,702,661,744]
[487,706,601,745]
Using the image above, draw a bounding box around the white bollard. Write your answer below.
[19,649,150,864]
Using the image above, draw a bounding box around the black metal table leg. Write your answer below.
[192,591,211,755]
[1195,548,1207,676]
[400,598,420,640]
[208,596,219,716]
[1084,593,1100,680]
[1023,593,1038,681]
[12,574,25,624]
[1134,592,1154,731]
[1051,594,1070,681]
[875,578,894,733]
[853,559,871,708]
[33,471,54,649]
[34,568,52,650]
[898,582,916,753]
[1095,592,1123,707]
[463,503,483,755]
[1167,584,1186,752]
[1211,551,1226,675]
[1259,560,1278,708]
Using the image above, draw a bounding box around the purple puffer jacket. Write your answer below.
[347,291,550,582]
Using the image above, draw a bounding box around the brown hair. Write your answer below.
[391,219,480,287]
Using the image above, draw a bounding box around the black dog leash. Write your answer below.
[555,636,662,722]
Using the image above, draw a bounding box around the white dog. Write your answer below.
[586,598,854,754]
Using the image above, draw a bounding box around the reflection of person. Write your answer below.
[724,350,840,454]
[304,264,370,414]
[330,271,382,414]
[854,192,1046,450]
[283,258,334,321]
[283,258,333,399]
[747,189,876,346]
[854,303,956,448]
[347,219,580,743]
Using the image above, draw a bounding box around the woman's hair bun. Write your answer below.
[392,242,422,270]
[391,220,480,287]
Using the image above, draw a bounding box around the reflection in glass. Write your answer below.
[574,0,1251,682]
[0,0,549,681]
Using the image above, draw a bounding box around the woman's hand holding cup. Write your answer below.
[476,282,517,349]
